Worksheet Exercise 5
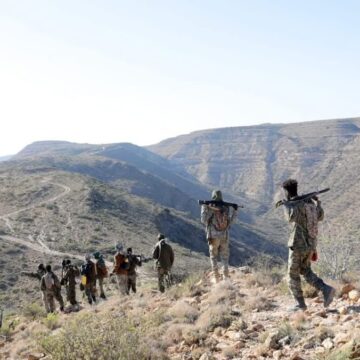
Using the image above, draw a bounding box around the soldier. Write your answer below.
[152,234,174,293]
[200,190,237,283]
[80,254,97,305]
[126,248,142,294]
[61,259,80,308]
[22,263,47,310]
[40,264,64,313]
[281,179,335,311]
[94,251,108,299]
[112,244,129,295]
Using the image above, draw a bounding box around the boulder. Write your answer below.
[348,290,360,302]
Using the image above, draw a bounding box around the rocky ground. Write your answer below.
[1,267,360,360]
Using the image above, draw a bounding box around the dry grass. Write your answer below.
[207,281,237,305]
[167,300,199,323]
[196,304,235,332]
[315,325,335,342]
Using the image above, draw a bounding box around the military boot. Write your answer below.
[288,296,307,312]
[322,285,336,308]
[211,270,221,284]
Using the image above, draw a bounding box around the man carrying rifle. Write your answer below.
[280,179,335,311]
[200,190,238,283]
[126,248,142,294]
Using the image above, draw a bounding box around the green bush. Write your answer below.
[23,302,46,320]
[42,312,60,330]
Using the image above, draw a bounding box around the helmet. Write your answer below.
[211,190,223,201]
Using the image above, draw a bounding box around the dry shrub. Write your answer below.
[207,281,237,305]
[315,325,335,342]
[39,312,168,360]
[254,343,268,357]
[163,323,188,345]
[182,326,207,345]
[242,294,274,312]
[167,300,199,323]
[222,345,237,359]
[168,273,204,300]
[291,311,308,331]
[302,282,318,298]
[196,304,235,332]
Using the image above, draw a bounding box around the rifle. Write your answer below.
[198,200,243,210]
[140,256,154,263]
[0,308,3,329]
[275,188,330,208]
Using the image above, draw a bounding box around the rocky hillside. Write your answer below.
[148,118,360,267]
[1,266,360,360]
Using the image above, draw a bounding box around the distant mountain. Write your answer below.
[148,117,360,248]
[0,155,12,162]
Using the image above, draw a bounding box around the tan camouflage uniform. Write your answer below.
[201,200,237,280]
[40,272,64,313]
[284,199,326,299]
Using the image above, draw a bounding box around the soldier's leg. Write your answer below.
[300,253,335,308]
[47,292,55,313]
[219,237,230,278]
[98,277,106,298]
[84,286,93,304]
[287,249,307,310]
[54,288,65,310]
[128,274,136,293]
[287,249,304,299]
[209,238,221,280]
[116,274,128,295]
[157,268,165,293]
[300,252,325,290]
[68,284,77,305]
[42,291,50,313]
[90,281,97,302]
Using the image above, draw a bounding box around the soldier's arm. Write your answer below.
[21,271,41,280]
[152,245,159,260]
[170,247,174,266]
[316,201,324,222]
[284,203,302,223]
[200,205,211,225]
[40,277,46,291]
[229,207,238,225]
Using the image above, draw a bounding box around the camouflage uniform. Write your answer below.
[127,254,142,294]
[40,271,64,313]
[62,265,80,306]
[201,193,237,280]
[94,254,108,299]
[152,238,174,293]
[284,199,327,299]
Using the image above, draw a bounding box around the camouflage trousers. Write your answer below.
[116,274,128,295]
[208,237,229,278]
[43,288,64,313]
[65,284,77,306]
[157,267,172,293]
[127,274,137,294]
[287,248,325,299]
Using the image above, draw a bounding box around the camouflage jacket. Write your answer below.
[284,199,324,251]
[201,204,237,240]
[152,240,174,270]
[62,265,80,287]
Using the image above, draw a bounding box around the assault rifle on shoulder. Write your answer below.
[198,200,243,210]
[275,188,330,208]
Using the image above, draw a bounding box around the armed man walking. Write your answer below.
[94,251,108,299]
[80,254,97,305]
[61,259,80,309]
[280,179,335,311]
[152,234,174,293]
[200,190,238,283]
[40,265,64,313]
[112,244,129,295]
[126,248,142,294]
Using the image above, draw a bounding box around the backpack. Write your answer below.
[304,202,319,239]
[81,262,93,277]
[211,206,230,231]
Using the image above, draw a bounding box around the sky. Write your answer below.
[1,0,360,156]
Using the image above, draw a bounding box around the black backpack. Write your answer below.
[81,262,92,276]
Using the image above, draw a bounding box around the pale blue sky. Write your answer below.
[1,1,359,155]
